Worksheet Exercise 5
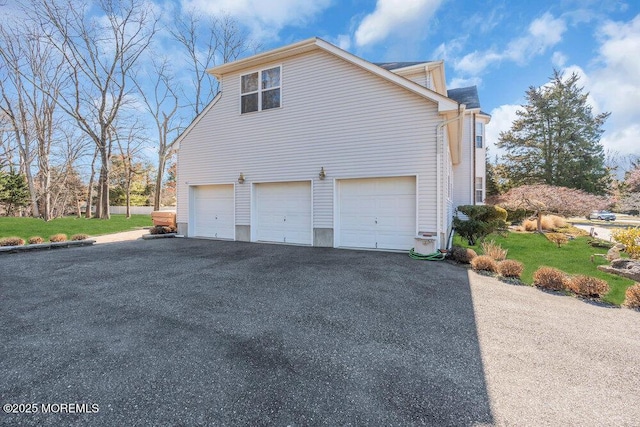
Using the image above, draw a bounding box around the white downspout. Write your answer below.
[436,105,464,249]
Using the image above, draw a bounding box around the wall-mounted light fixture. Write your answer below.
[319,167,326,180]
[238,173,245,184]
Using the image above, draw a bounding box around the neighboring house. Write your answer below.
[173,37,489,252]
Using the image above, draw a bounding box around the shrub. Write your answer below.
[149,225,177,235]
[28,236,44,244]
[523,215,563,232]
[611,227,640,259]
[71,234,89,241]
[449,246,477,264]
[533,266,567,291]
[548,215,567,229]
[494,206,508,222]
[497,259,524,278]
[546,233,569,248]
[49,233,67,243]
[566,275,610,298]
[453,205,507,245]
[624,283,640,309]
[0,236,25,246]
[470,255,498,273]
[480,239,507,261]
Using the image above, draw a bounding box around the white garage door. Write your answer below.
[254,181,312,245]
[338,177,416,250]
[192,184,235,239]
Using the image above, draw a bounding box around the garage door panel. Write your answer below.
[339,177,416,251]
[193,185,235,239]
[255,182,312,245]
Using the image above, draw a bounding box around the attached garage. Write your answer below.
[254,181,312,245]
[191,184,235,239]
[337,176,416,250]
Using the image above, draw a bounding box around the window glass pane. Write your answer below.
[241,93,258,113]
[262,88,280,110]
[241,72,258,93]
[262,67,280,89]
[476,136,483,148]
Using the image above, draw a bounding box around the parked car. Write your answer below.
[588,210,616,221]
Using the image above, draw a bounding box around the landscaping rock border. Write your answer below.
[142,233,178,240]
[0,239,96,254]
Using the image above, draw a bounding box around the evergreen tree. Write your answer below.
[0,171,31,215]
[497,70,610,195]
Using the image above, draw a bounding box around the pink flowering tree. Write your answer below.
[488,184,609,232]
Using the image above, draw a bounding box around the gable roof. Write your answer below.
[172,38,464,151]
[207,37,459,113]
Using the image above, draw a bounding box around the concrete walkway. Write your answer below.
[90,228,149,244]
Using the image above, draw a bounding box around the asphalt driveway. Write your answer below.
[1,239,491,426]
[1,239,639,426]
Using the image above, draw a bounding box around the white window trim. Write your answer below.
[240,65,282,114]
[475,121,484,149]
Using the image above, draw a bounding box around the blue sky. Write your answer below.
[179,0,640,161]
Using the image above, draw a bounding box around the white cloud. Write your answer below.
[454,12,567,75]
[551,51,567,67]
[588,14,640,155]
[485,104,522,158]
[601,124,640,156]
[449,76,482,89]
[333,34,352,51]
[354,0,444,47]
[181,0,332,39]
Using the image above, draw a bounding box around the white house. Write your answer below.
[173,37,489,252]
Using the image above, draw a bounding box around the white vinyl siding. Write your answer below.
[177,49,440,241]
[452,114,474,207]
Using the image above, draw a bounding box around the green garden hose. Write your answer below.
[408,248,446,261]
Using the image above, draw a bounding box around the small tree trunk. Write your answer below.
[536,211,543,233]
[153,155,165,211]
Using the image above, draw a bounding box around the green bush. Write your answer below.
[453,205,507,246]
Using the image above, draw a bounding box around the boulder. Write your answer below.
[598,258,640,281]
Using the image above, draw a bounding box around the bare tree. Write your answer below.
[112,117,147,218]
[134,58,180,211]
[171,12,256,117]
[32,0,158,219]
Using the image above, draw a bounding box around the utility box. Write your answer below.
[151,211,176,228]
[413,232,437,255]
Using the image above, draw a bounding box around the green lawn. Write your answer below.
[456,232,635,306]
[0,215,152,242]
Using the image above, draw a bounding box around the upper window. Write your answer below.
[241,66,281,114]
[475,177,484,203]
[475,122,484,148]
